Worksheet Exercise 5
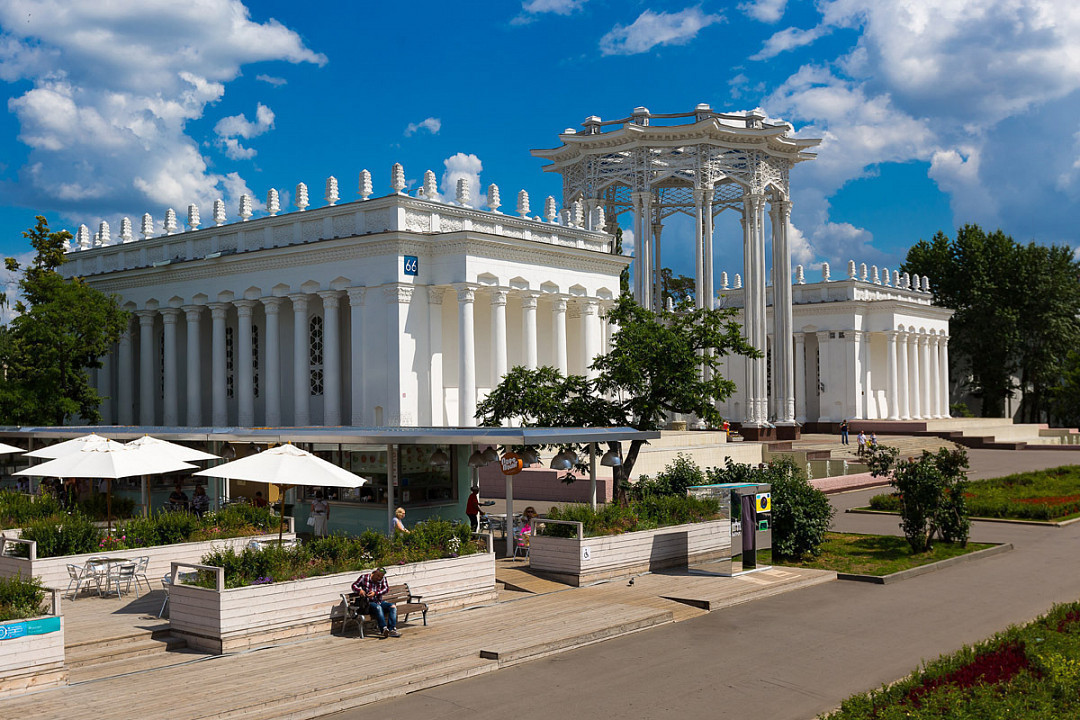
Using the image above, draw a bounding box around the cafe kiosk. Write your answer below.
[687,482,772,576]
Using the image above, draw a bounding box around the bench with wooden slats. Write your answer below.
[336,583,428,638]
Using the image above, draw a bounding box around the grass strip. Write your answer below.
[751,532,993,576]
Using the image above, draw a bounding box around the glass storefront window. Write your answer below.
[300,444,456,507]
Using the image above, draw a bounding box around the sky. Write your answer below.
[2,0,1080,312]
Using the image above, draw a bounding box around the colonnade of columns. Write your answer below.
[104,286,611,429]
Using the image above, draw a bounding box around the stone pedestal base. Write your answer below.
[775,424,801,441]
[738,426,776,442]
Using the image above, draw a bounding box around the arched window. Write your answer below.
[309,315,324,397]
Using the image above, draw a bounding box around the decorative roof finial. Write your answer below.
[187,204,200,231]
[720,271,729,289]
[97,221,111,246]
[238,195,253,222]
[847,260,856,279]
[119,217,133,243]
[61,234,71,253]
[487,183,501,213]
[422,170,438,200]
[456,177,471,207]
[871,265,880,284]
[882,267,891,286]
[517,189,530,218]
[325,176,339,206]
[77,224,90,250]
[164,208,178,235]
[902,271,911,289]
[795,265,805,284]
[391,163,406,195]
[141,213,154,240]
[591,204,605,231]
[358,169,373,201]
[822,262,831,282]
[545,196,558,224]
[266,189,280,216]
[213,199,226,226]
[571,199,584,228]
[295,182,309,211]
[893,270,900,287]
[859,262,867,281]
[734,273,742,289]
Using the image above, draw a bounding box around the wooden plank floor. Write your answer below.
[8,566,834,720]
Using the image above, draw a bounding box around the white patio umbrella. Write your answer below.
[126,436,221,517]
[15,443,197,535]
[0,442,25,454]
[193,443,367,542]
[24,433,117,458]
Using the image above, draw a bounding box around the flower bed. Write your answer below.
[824,601,1080,719]
[529,518,731,586]
[168,551,496,653]
[0,581,65,698]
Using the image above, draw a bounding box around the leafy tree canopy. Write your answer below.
[475,294,758,497]
[0,216,129,425]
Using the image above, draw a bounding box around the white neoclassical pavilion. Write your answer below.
[62,170,625,428]
[717,261,952,427]
[532,105,821,437]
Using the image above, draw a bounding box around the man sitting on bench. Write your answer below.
[351,567,400,638]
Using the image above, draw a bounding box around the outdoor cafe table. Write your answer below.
[482,513,521,537]
[83,557,134,597]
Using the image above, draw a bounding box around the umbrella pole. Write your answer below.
[107,477,113,538]
[278,483,287,544]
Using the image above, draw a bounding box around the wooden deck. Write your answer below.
[6,563,834,720]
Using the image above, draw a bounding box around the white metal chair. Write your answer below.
[64,563,101,600]
[133,556,152,593]
[159,573,173,617]
[105,562,139,599]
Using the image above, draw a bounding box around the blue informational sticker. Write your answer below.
[403,255,419,276]
[0,616,60,640]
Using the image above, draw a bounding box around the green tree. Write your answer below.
[612,228,630,296]
[659,267,696,307]
[475,294,758,499]
[0,217,129,425]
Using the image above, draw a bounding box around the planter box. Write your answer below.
[0,590,65,698]
[0,525,296,592]
[168,550,496,654]
[529,519,732,586]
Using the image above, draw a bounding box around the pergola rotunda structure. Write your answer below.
[531,105,821,436]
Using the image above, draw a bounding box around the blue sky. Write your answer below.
[2,0,1079,307]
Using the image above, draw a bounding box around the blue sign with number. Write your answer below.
[403,256,419,276]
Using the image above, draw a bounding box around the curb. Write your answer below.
[846,507,1080,528]
[836,542,1013,585]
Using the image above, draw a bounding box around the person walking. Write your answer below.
[857,430,867,456]
[839,419,850,445]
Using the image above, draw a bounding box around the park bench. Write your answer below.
[336,583,428,638]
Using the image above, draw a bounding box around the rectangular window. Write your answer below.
[300,444,456,508]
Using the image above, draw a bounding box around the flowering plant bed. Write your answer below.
[823,601,1080,719]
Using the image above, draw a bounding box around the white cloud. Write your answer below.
[600,7,724,56]
[214,103,275,160]
[619,227,635,256]
[0,250,33,325]
[739,0,787,23]
[751,24,828,60]
[404,117,442,137]
[441,153,484,206]
[522,0,587,14]
[256,74,287,87]
[0,0,324,223]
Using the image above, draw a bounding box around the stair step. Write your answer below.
[66,634,187,668]
[69,644,208,683]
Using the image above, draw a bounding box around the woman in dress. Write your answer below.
[311,491,330,537]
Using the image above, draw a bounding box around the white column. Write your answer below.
[631,191,646,303]
[794,332,806,423]
[939,336,951,417]
[920,335,933,420]
[160,308,180,426]
[897,331,910,420]
[290,293,310,426]
[553,296,568,375]
[744,193,768,425]
[521,293,538,370]
[183,305,203,426]
[491,289,508,386]
[117,323,134,425]
[428,287,444,426]
[908,333,922,419]
[347,288,366,425]
[209,303,228,426]
[641,193,654,311]
[98,350,113,424]
[234,300,255,427]
[582,298,601,379]
[262,297,284,426]
[772,199,795,424]
[652,223,663,311]
[319,291,342,426]
[694,188,705,309]
[456,285,477,427]
[816,331,831,422]
[886,331,900,420]
[859,330,872,419]
[703,184,715,310]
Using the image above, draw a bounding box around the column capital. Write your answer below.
[428,286,445,305]
[581,297,600,315]
[318,289,342,309]
[775,198,793,216]
[233,299,257,317]
[346,286,366,307]
[383,283,414,304]
[490,288,508,306]
[208,302,229,320]
[135,309,156,325]
[919,334,931,346]
[552,295,567,312]
[262,296,285,314]
[693,187,709,205]
[519,292,539,309]
[816,330,830,341]
[288,293,309,312]
[181,305,203,322]
[454,283,478,304]
[160,307,181,324]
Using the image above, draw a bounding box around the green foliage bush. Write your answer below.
[76,493,136,522]
[628,453,706,500]
[17,512,101,558]
[195,518,479,589]
[543,495,722,538]
[0,574,47,622]
[0,490,62,529]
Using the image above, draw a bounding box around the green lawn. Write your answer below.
[823,601,1080,719]
[868,464,1080,522]
[744,532,993,576]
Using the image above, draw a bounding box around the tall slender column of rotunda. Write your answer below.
[743,193,769,425]
[290,293,310,426]
[209,303,228,426]
[347,288,366,425]
[456,285,477,427]
[234,300,256,427]
[117,321,134,425]
[136,309,156,425]
[183,305,203,426]
[694,188,707,310]
[521,293,539,370]
[771,199,796,425]
[262,297,285,426]
[319,291,343,426]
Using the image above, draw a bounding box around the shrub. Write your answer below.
[0,490,62,529]
[544,495,721,538]
[76,493,136,521]
[628,453,706,501]
[0,574,47,622]
[16,512,101,558]
[766,459,835,561]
